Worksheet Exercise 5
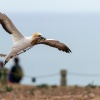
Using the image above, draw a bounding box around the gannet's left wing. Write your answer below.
[38,39,72,53]
[0,12,24,43]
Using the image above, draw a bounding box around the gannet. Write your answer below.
[0,12,71,65]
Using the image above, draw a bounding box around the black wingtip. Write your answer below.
[67,51,71,53]
[69,50,72,53]
[65,49,72,53]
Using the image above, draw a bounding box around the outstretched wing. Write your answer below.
[0,12,24,43]
[38,39,72,53]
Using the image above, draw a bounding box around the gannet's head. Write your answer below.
[32,32,46,40]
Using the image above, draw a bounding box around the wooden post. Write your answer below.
[60,70,67,86]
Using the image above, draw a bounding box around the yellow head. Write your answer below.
[32,32,42,39]
[31,32,46,45]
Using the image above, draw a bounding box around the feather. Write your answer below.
[38,39,71,53]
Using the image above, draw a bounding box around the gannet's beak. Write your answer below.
[41,36,46,40]
[38,35,46,40]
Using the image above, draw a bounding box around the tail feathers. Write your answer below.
[0,54,6,58]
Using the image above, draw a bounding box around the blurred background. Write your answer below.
[0,0,100,86]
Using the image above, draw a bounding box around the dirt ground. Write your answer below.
[0,84,100,100]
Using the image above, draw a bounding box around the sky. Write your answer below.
[1,0,100,13]
[0,0,100,86]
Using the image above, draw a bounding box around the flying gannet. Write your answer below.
[0,12,71,65]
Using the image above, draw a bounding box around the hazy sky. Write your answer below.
[1,0,100,13]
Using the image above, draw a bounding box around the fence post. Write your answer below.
[60,70,67,86]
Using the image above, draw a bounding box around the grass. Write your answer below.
[6,86,13,92]
[37,84,49,88]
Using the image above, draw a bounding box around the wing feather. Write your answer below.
[38,39,72,53]
[0,12,24,43]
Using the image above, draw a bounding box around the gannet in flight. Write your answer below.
[0,12,71,65]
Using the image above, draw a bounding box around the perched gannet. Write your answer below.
[0,12,71,65]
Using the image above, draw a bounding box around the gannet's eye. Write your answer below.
[38,35,41,37]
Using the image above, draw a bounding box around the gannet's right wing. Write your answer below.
[0,12,24,43]
[38,39,72,53]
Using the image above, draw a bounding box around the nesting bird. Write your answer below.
[0,12,71,65]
